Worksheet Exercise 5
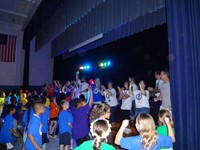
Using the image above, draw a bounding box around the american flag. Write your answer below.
[0,33,17,62]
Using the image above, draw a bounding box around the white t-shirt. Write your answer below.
[121,90,133,110]
[103,88,118,107]
[160,82,171,109]
[77,80,89,99]
[134,90,150,108]
[155,79,164,90]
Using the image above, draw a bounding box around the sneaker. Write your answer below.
[6,143,14,149]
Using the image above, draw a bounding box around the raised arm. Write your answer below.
[115,119,129,145]
[164,117,176,143]
[88,87,93,107]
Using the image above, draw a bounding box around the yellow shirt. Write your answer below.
[45,97,50,107]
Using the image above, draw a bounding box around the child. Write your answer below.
[40,98,50,150]
[157,109,175,150]
[74,118,115,150]
[58,100,73,150]
[0,104,19,149]
[115,113,175,150]
[49,95,59,138]
[25,102,45,150]
[90,103,111,123]
[21,99,34,150]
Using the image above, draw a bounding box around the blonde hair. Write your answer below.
[90,103,110,123]
[136,114,158,149]
[158,109,174,127]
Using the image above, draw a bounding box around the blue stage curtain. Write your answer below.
[166,0,200,149]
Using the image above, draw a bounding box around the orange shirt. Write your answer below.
[50,102,59,118]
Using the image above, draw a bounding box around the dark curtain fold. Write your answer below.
[166,0,200,149]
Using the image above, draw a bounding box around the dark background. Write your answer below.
[53,24,169,87]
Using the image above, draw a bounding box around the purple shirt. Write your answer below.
[71,103,91,139]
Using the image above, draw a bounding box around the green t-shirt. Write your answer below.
[74,140,115,150]
[157,125,175,150]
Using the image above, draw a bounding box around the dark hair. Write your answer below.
[129,76,135,83]
[0,91,4,97]
[42,91,48,97]
[79,94,85,101]
[107,81,113,86]
[38,97,46,104]
[92,119,110,150]
[72,98,82,108]
[6,104,15,113]
[49,95,56,102]
[155,70,161,75]
[10,96,17,104]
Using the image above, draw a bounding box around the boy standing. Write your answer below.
[40,98,50,150]
[0,104,19,149]
[25,102,44,150]
[58,100,73,150]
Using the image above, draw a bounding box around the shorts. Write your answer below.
[59,132,71,146]
[50,117,58,121]
[6,143,14,149]
[42,133,49,144]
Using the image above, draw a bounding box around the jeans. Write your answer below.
[135,107,150,117]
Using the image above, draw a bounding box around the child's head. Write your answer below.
[33,102,44,114]
[90,118,111,150]
[135,113,158,149]
[90,103,110,123]
[6,104,16,114]
[158,109,173,127]
[72,98,83,108]
[50,95,56,102]
[10,96,17,104]
[60,100,69,110]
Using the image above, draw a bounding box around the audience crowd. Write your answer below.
[0,70,175,150]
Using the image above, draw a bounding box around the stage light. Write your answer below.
[99,60,112,68]
[79,64,92,71]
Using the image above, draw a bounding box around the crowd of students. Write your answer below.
[0,69,175,150]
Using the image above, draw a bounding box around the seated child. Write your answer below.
[74,118,115,150]
[25,102,44,150]
[115,113,175,150]
[157,109,175,150]
[0,104,19,149]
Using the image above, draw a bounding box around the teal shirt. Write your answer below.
[74,140,115,150]
[157,125,175,150]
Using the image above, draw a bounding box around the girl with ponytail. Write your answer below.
[74,118,115,150]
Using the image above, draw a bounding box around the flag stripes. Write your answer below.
[0,34,17,62]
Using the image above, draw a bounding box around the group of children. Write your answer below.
[0,70,175,150]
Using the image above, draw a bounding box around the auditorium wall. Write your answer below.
[29,36,53,86]
[0,22,24,86]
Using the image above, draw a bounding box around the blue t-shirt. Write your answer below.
[25,114,42,150]
[120,135,173,150]
[58,110,73,134]
[41,107,50,133]
[0,114,14,143]
[22,108,34,127]
[92,86,103,103]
